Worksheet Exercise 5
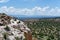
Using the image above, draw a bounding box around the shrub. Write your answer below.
[3,33,8,40]
[4,26,10,31]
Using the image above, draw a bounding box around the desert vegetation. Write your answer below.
[24,19,60,40]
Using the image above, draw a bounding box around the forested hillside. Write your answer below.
[24,19,60,40]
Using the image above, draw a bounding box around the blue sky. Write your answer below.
[0,0,60,17]
[0,0,60,8]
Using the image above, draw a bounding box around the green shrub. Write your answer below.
[15,37,20,40]
[3,33,8,40]
[4,26,10,31]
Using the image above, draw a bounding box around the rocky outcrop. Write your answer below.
[0,13,32,40]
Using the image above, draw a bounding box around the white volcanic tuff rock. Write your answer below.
[0,25,23,38]
[10,19,30,33]
[0,17,31,40]
[7,35,16,40]
[0,13,32,40]
[9,19,30,38]
[19,24,30,33]
[0,26,6,33]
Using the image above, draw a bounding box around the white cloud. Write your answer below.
[0,6,60,16]
[0,0,9,3]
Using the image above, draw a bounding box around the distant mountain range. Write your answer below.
[8,14,60,20]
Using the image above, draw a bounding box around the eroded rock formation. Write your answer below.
[0,13,32,40]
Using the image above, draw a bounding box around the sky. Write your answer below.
[0,0,60,17]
